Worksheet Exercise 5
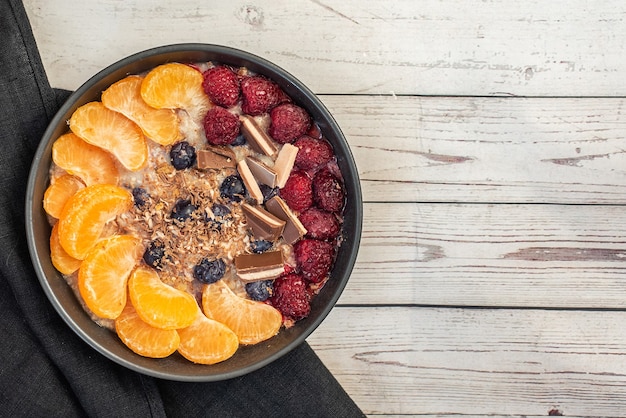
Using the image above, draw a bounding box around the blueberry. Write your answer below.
[204,203,232,230]
[259,184,279,203]
[245,280,274,301]
[220,175,246,202]
[132,187,150,208]
[171,199,197,221]
[231,134,246,146]
[143,240,165,270]
[250,240,273,253]
[193,258,226,284]
[170,141,196,170]
[211,203,231,218]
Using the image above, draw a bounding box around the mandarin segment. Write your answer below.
[78,235,143,319]
[43,174,85,219]
[69,101,148,171]
[115,300,180,358]
[52,132,119,186]
[177,311,239,365]
[140,63,211,120]
[202,280,282,345]
[102,75,182,146]
[50,223,82,275]
[57,184,133,260]
[128,266,198,330]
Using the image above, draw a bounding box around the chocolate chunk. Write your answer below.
[239,115,278,157]
[241,203,285,241]
[208,145,236,160]
[245,156,277,188]
[266,196,307,244]
[197,147,236,169]
[237,159,264,204]
[273,143,299,188]
[234,250,285,283]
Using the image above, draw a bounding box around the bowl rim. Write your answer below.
[25,43,363,381]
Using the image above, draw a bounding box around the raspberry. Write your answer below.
[269,274,311,320]
[268,103,311,144]
[240,76,283,115]
[294,239,334,283]
[306,123,323,140]
[312,169,344,213]
[201,66,240,107]
[294,136,333,170]
[203,106,240,145]
[280,170,313,212]
[299,208,340,240]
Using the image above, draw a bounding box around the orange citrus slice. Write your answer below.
[202,280,282,345]
[115,299,180,358]
[43,174,85,219]
[102,75,182,146]
[49,223,82,275]
[78,235,143,319]
[51,132,119,186]
[69,101,148,171]
[140,63,211,120]
[177,311,239,365]
[128,266,198,330]
[57,184,133,260]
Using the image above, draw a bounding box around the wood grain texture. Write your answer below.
[23,1,626,416]
[23,0,626,96]
[320,95,626,204]
[308,307,626,417]
[344,202,626,308]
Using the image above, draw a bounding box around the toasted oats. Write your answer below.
[117,155,251,297]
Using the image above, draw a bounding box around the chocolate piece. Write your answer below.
[241,203,285,241]
[274,143,299,188]
[246,156,278,187]
[239,115,278,157]
[197,148,236,169]
[266,196,307,244]
[235,250,285,283]
[237,159,264,204]
[208,145,236,160]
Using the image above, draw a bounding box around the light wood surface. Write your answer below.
[24,0,626,416]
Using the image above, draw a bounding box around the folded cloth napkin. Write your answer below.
[0,1,364,416]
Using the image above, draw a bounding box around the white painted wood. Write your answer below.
[23,0,626,96]
[308,307,626,417]
[321,95,626,204]
[23,1,626,416]
[344,202,626,308]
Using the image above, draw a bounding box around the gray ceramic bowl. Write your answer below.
[25,44,362,381]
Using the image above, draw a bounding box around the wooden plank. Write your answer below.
[343,202,626,308]
[308,306,626,417]
[24,0,626,96]
[320,95,626,204]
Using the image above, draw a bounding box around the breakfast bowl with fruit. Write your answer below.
[25,44,362,381]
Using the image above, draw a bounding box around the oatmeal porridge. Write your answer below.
[44,61,346,364]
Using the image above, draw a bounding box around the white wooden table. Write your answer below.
[24,1,626,416]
